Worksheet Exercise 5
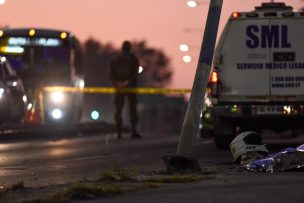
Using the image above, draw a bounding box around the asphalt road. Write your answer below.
[0,129,304,202]
[1,131,220,187]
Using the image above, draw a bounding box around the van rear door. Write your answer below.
[218,19,271,102]
[269,18,304,99]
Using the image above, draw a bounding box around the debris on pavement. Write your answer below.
[163,154,201,173]
[245,144,304,173]
[230,131,304,173]
[229,131,269,164]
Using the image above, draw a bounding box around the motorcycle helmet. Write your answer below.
[230,131,269,164]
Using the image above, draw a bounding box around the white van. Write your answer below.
[210,2,304,148]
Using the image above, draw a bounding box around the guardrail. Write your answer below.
[25,86,194,125]
[43,86,192,94]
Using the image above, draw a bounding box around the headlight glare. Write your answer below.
[50,91,64,103]
[51,109,63,120]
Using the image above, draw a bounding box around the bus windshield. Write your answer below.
[0,29,83,94]
[8,46,70,72]
[0,36,70,73]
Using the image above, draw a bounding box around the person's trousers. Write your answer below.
[114,93,139,134]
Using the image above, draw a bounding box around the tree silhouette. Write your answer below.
[299,0,304,11]
[82,38,173,87]
[82,38,116,87]
[132,40,173,87]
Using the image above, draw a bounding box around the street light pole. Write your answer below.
[178,0,223,155]
[163,0,223,172]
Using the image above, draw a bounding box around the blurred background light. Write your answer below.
[91,110,100,120]
[179,44,189,52]
[183,55,192,63]
[51,109,63,120]
[138,66,144,74]
[187,0,198,8]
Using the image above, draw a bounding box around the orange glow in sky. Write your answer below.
[0,0,301,88]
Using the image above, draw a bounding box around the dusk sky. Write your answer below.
[0,0,301,88]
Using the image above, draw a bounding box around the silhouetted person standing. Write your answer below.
[110,41,141,139]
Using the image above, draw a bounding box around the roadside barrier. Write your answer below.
[42,86,192,94]
[24,86,193,124]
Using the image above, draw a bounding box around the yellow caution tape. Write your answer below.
[43,86,192,94]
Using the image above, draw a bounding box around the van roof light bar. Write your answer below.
[255,3,293,11]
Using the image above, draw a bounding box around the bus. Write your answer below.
[0,28,84,124]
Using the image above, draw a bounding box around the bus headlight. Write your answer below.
[50,91,65,104]
[51,108,63,120]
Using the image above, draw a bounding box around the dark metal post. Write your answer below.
[163,0,223,172]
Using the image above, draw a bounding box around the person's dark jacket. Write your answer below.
[110,51,139,87]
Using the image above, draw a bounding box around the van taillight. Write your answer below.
[210,71,218,97]
[232,12,241,19]
[210,71,218,83]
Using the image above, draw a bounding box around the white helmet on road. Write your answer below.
[230,131,269,163]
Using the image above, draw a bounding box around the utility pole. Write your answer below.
[163,0,223,172]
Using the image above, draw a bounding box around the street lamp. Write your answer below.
[179,44,189,52]
[186,0,209,8]
[180,44,200,62]
[187,0,198,8]
[0,0,6,5]
[183,55,192,63]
